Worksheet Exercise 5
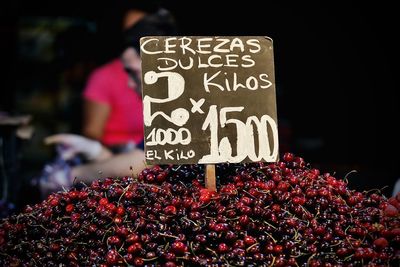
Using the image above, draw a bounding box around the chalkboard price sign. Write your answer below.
[141,36,278,164]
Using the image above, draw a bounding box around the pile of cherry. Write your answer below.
[1,153,399,266]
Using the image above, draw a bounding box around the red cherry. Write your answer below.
[127,242,142,254]
[164,205,177,215]
[106,249,119,265]
[171,241,187,254]
[199,194,211,203]
[68,191,79,200]
[374,237,389,249]
[273,244,283,254]
[384,204,399,217]
[99,198,108,206]
[156,172,167,182]
[218,243,229,253]
[115,206,125,216]
[124,190,134,199]
[107,236,121,246]
[133,257,144,266]
[244,235,256,246]
[126,233,140,243]
[113,217,123,225]
[283,152,294,162]
[65,204,74,213]
[49,198,59,207]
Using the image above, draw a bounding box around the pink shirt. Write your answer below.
[83,59,144,146]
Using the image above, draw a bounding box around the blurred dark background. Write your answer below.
[0,0,398,212]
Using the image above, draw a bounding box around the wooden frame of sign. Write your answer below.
[140,36,279,191]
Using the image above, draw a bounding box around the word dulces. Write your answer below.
[156,54,256,71]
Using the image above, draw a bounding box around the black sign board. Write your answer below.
[140,36,278,164]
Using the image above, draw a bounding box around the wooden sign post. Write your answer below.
[206,165,216,191]
[140,36,279,190]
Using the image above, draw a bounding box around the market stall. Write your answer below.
[0,36,398,266]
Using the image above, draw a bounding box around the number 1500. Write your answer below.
[199,105,278,163]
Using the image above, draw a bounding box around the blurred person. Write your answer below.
[37,7,177,199]
[38,134,147,197]
[82,3,176,153]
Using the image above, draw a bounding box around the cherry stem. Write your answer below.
[246,242,259,252]
[182,217,199,227]
[344,170,357,182]
[205,247,218,257]
[189,241,197,256]
[344,254,354,262]
[263,231,277,243]
[242,190,256,198]
[101,227,113,243]
[158,232,179,239]
[268,256,276,267]
[306,253,317,266]
[143,256,159,262]
[117,186,130,204]
[262,220,277,230]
